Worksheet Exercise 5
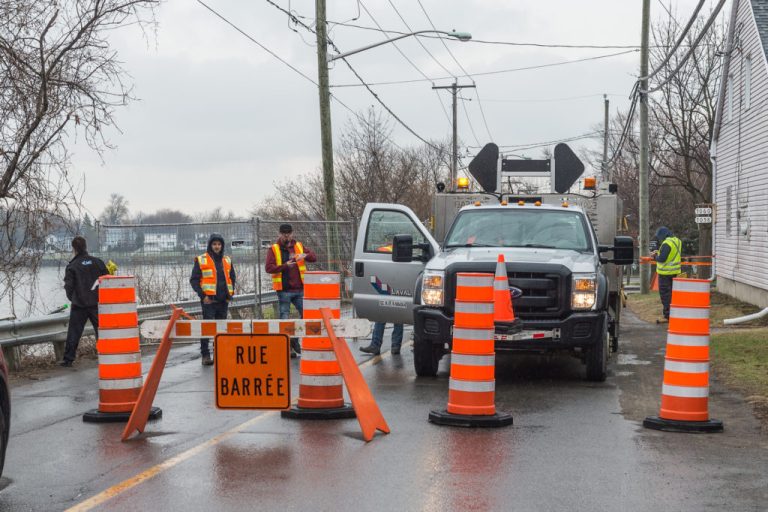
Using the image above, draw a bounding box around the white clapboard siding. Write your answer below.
[714,0,768,292]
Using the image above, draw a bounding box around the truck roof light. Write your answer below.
[518,200,525,206]
[534,201,541,206]
[474,201,481,206]
[457,177,470,190]
[501,200,508,206]
[584,177,597,190]
[562,201,569,208]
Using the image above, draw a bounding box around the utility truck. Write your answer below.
[351,143,635,381]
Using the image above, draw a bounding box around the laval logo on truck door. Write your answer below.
[370,276,412,297]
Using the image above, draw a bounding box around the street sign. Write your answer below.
[695,216,713,224]
[695,207,713,215]
[467,142,499,192]
[214,334,291,409]
[501,159,550,174]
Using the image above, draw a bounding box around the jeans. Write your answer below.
[658,274,675,319]
[201,300,229,357]
[277,291,304,318]
[64,305,99,363]
[370,322,403,350]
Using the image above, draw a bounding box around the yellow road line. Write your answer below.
[67,338,412,512]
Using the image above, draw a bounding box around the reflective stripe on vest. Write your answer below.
[197,253,234,296]
[271,241,307,291]
[657,237,682,275]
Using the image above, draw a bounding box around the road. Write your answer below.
[1,310,767,511]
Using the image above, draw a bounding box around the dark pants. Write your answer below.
[64,305,99,363]
[201,300,229,357]
[658,274,675,319]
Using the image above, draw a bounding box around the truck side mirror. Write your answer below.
[601,236,634,265]
[392,234,414,262]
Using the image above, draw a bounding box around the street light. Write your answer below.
[328,31,472,62]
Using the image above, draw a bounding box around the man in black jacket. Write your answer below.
[61,236,109,367]
[190,233,236,365]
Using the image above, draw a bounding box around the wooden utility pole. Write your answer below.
[602,94,610,181]
[639,0,651,294]
[315,0,340,271]
[433,81,475,191]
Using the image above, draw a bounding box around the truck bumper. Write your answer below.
[414,306,607,352]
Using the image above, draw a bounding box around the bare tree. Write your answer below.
[0,0,158,315]
[100,193,130,224]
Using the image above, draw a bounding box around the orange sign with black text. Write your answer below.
[214,334,291,410]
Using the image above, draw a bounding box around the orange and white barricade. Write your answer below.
[281,271,355,420]
[429,272,513,427]
[84,275,161,423]
[644,278,723,433]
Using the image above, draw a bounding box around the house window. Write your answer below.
[745,56,752,109]
[726,185,732,236]
[727,74,734,122]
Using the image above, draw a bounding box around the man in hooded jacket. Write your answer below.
[61,236,109,367]
[190,233,237,365]
[652,226,682,322]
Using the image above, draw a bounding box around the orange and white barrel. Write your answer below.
[644,278,722,432]
[96,276,143,414]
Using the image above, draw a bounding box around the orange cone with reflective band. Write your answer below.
[644,278,723,433]
[493,254,521,333]
[429,272,513,427]
[84,275,161,423]
[282,271,355,420]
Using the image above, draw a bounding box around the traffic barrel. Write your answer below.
[83,275,161,423]
[281,271,355,420]
[644,278,723,433]
[429,272,513,427]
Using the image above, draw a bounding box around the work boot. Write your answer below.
[58,360,73,368]
[201,355,214,366]
[656,317,669,324]
[359,345,380,355]
[290,338,302,354]
[391,346,401,356]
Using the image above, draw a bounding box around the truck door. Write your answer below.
[353,203,439,324]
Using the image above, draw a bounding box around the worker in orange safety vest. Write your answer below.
[190,233,236,365]
[265,224,317,357]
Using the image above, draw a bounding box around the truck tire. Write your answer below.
[585,320,609,382]
[413,334,442,377]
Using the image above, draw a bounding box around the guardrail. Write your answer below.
[0,292,277,349]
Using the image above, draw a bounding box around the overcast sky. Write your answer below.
[69,0,716,219]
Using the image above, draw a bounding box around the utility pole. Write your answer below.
[315,0,340,271]
[433,81,475,191]
[639,0,651,294]
[602,94,610,181]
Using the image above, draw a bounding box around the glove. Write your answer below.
[106,259,118,275]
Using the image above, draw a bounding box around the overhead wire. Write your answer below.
[639,0,706,81]
[329,49,639,87]
[459,96,481,146]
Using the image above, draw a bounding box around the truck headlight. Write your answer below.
[572,274,596,310]
[421,270,445,306]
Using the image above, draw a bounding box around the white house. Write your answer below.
[711,0,768,307]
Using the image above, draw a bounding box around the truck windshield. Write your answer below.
[444,209,592,252]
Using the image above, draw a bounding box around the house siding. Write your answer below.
[714,0,768,307]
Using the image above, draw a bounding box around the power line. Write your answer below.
[459,96,481,146]
[640,0,706,81]
[329,49,639,88]
[482,93,625,103]
[493,132,603,152]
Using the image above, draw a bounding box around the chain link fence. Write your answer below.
[97,218,356,310]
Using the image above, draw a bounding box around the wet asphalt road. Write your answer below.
[1,310,767,512]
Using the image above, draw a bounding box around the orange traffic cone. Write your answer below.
[650,272,659,291]
[493,254,521,333]
[644,278,723,433]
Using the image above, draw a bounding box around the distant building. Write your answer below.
[711,0,768,306]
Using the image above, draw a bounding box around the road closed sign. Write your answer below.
[214,334,291,409]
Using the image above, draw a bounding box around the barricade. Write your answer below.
[429,272,513,427]
[84,275,161,423]
[281,271,355,420]
[644,278,723,433]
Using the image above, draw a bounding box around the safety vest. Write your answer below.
[657,236,682,276]
[271,242,306,291]
[197,253,234,297]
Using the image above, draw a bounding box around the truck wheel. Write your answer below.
[585,321,609,382]
[414,335,443,377]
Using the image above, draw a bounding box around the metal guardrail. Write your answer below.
[0,292,277,348]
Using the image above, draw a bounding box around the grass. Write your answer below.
[711,328,768,425]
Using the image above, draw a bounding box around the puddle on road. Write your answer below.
[617,353,651,366]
